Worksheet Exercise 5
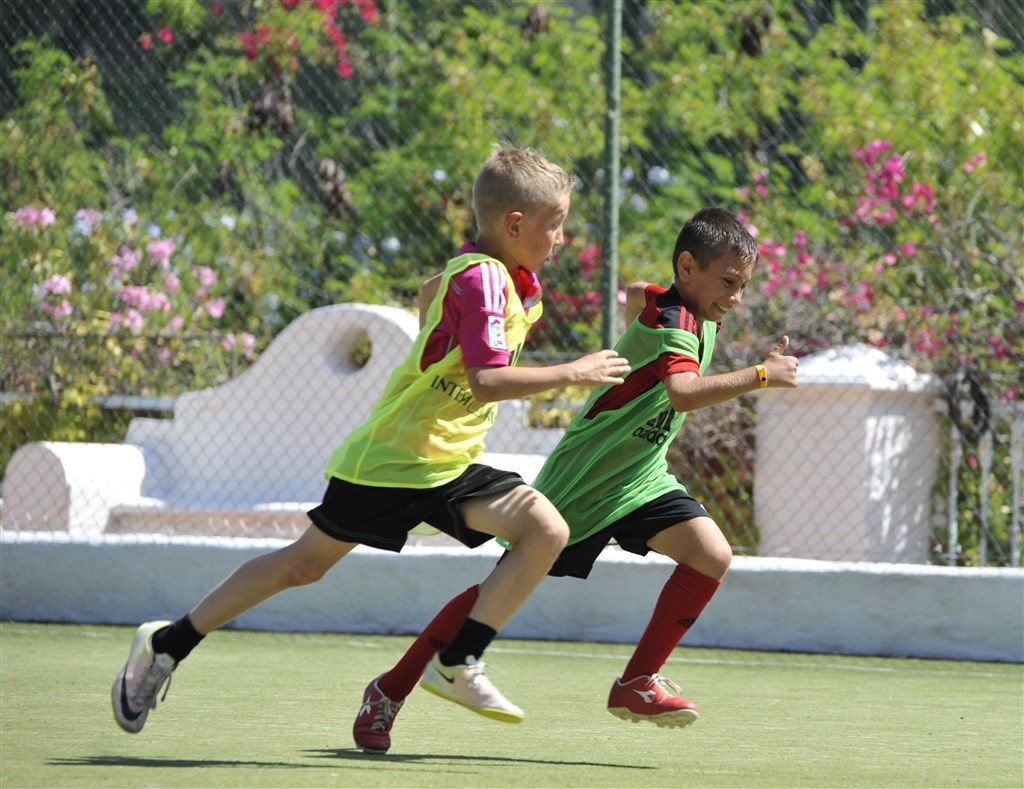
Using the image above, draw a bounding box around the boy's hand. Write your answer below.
[763,335,799,388]
[569,349,632,387]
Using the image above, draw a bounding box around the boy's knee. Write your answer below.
[540,517,570,549]
[704,538,733,579]
[516,509,569,553]
[283,558,330,587]
[713,543,733,575]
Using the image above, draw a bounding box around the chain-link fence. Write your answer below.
[2,0,1021,565]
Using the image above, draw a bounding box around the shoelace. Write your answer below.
[371,696,404,732]
[131,659,174,709]
[650,674,683,697]
[464,661,488,688]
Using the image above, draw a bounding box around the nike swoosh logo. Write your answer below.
[437,669,456,684]
[119,674,143,721]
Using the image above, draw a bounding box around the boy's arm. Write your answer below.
[418,273,443,328]
[664,336,799,412]
[467,350,631,403]
[624,281,651,326]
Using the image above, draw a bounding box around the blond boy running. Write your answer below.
[111,145,630,736]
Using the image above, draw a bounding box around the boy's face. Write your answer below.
[505,193,571,274]
[676,251,755,323]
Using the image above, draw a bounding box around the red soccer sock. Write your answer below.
[621,564,721,681]
[376,585,480,699]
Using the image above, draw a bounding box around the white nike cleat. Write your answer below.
[111,620,175,733]
[419,654,524,723]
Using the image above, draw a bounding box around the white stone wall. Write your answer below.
[2,533,1020,663]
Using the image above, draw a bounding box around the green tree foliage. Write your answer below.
[2,0,1020,561]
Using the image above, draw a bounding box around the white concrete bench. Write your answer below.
[1,303,562,539]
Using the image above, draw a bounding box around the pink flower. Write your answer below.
[148,292,171,313]
[221,333,236,352]
[578,245,600,277]
[999,388,1018,404]
[880,156,905,183]
[963,153,987,173]
[899,242,917,258]
[139,32,153,51]
[109,247,139,279]
[42,274,72,295]
[988,336,1008,359]
[158,27,174,44]
[168,315,185,333]
[907,182,935,214]
[109,311,123,329]
[240,333,257,358]
[11,206,40,226]
[205,298,226,319]
[118,285,150,309]
[163,271,180,295]
[75,208,102,226]
[195,266,217,288]
[852,140,893,167]
[147,238,175,267]
[43,300,72,318]
[10,205,55,227]
[124,309,144,331]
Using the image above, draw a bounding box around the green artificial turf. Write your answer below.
[1,622,1021,788]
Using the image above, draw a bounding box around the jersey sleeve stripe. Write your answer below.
[482,262,507,314]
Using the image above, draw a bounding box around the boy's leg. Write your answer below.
[113,525,357,734]
[608,517,730,728]
[458,484,568,630]
[624,516,729,679]
[418,485,567,722]
[187,525,357,634]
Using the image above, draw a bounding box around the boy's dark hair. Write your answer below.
[671,208,759,275]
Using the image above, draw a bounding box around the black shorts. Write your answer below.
[307,465,525,552]
[545,490,711,579]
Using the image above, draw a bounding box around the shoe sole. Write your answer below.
[112,666,146,733]
[111,620,171,734]
[419,680,525,724]
[607,707,699,728]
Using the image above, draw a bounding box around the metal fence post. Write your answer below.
[601,0,622,349]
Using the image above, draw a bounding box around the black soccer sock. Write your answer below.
[438,617,497,667]
[151,615,205,663]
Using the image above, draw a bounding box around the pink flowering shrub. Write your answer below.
[730,140,1020,409]
[5,204,257,361]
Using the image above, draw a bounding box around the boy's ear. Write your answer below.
[504,211,524,238]
[676,251,696,281]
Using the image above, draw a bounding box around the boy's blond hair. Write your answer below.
[472,144,575,233]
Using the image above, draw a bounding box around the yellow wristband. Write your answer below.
[755,364,768,388]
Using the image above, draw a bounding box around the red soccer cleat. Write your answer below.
[607,674,700,728]
[353,677,405,754]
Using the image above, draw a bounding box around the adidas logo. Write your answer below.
[632,408,675,446]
